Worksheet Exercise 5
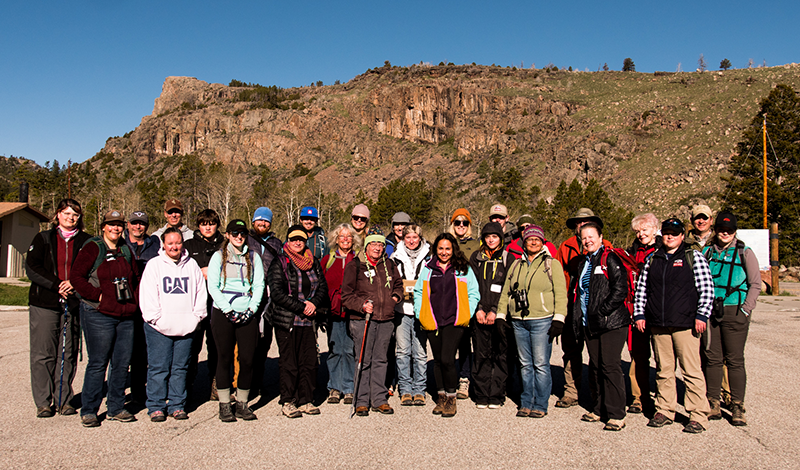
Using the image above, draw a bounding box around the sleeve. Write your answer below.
[465,268,480,319]
[632,259,651,322]
[206,251,233,313]
[390,261,404,302]
[413,265,428,318]
[247,255,265,312]
[69,242,103,301]
[267,258,305,314]
[741,248,761,314]
[692,250,714,321]
[191,260,208,320]
[138,261,162,325]
[598,252,628,317]
[495,260,516,320]
[309,261,329,309]
[551,260,568,323]
[340,260,367,312]
[25,232,60,291]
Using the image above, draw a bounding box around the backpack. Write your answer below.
[703,240,748,303]
[599,247,640,316]
[83,237,133,275]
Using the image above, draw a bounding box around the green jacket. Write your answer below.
[497,251,568,322]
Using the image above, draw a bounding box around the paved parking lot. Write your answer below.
[2,294,799,469]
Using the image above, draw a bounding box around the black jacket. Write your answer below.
[642,243,699,330]
[571,246,630,337]
[184,230,225,269]
[26,228,92,310]
[266,254,329,331]
[469,248,513,314]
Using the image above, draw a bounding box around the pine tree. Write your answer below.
[622,58,635,72]
[719,58,732,71]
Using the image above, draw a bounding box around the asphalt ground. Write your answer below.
[2,295,800,469]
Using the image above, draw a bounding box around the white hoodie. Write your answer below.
[140,248,208,337]
[389,240,430,316]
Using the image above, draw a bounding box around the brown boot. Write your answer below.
[442,395,457,417]
[731,402,747,426]
[432,392,446,415]
[209,377,219,401]
[708,398,722,420]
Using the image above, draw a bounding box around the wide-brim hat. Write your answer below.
[566,208,603,230]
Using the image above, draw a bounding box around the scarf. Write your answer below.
[403,242,424,266]
[284,242,314,271]
[58,226,78,241]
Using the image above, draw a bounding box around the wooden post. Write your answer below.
[771,222,779,295]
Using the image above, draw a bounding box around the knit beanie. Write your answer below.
[450,208,472,225]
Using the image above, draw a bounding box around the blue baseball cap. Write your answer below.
[300,206,318,219]
[253,207,273,223]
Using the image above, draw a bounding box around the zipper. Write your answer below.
[660,254,668,326]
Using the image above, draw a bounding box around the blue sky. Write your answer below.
[2,0,797,166]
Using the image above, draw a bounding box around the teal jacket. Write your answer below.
[207,243,265,314]
[413,260,480,329]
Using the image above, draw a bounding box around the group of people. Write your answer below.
[27,196,759,431]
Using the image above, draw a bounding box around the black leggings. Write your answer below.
[210,308,259,391]
[429,324,465,393]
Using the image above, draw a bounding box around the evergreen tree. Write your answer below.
[720,58,732,71]
[622,58,635,72]
[372,178,433,226]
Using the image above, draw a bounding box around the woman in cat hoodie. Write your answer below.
[139,227,208,422]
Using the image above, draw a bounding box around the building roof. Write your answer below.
[0,202,50,222]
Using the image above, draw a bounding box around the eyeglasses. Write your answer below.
[352,216,368,223]
[453,220,469,227]
[229,231,247,238]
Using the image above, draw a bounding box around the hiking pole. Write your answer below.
[350,306,372,419]
[57,298,70,413]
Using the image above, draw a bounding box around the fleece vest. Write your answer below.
[643,243,699,329]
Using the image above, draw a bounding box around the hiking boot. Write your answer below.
[412,394,426,406]
[219,402,237,422]
[372,403,394,415]
[282,403,302,419]
[432,393,446,415]
[59,404,77,416]
[171,410,188,420]
[150,411,167,422]
[516,408,531,417]
[556,396,579,408]
[731,402,747,426]
[683,420,705,433]
[235,401,257,420]
[721,390,732,408]
[400,394,413,406]
[628,401,643,414]
[107,410,136,422]
[442,395,457,417]
[529,410,547,418]
[604,419,626,431]
[343,393,354,405]
[81,414,100,427]
[209,377,219,401]
[355,406,369,417]
[647,412,674,428]
[327,389,341,404]
[36,406,54,418]
[456,378,469,400]
[299,403,321,415]
[581,412,601,422]
[708,398,722,420]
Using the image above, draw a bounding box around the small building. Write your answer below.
[0,203,50,277]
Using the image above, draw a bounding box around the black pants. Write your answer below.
[585,326,628,420]
[250,322,273,395]
[211,308,259,391]
[275,325,317,406]
[29,304,81,409]
[561,309,585,400]
[472,318,508,404]
[429,324,466,393]
[188,309,217,389]
[456,325,472,380]
[129,314,148,402]
[703,305,750,403]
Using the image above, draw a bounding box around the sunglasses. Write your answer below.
[229,231,247,238]
[692,214,710,221]
[289,237,306,242]
[453,220,469,227]
[661,219,684,234]
[489,215,505,221]
[352,216,368,223]
[129,221,147,227]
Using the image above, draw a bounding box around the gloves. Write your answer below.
[548,320,564,344]
[225,308,255,324]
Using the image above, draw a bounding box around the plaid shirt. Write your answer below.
[633,249,714,323]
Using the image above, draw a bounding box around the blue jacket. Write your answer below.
[123,231,160,273]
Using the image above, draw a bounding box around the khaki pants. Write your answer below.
[651,327,709,425]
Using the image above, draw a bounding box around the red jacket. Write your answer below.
[321,250,356,319]
[70,241,139,318]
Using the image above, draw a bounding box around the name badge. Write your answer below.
[593,266,603,275]
[490,284,502,293]
[405,285,414,293]
[673,260,684,267]
[364,270,376,278]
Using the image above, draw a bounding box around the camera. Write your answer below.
[113,277,133,302]
[509,282,530,316]
[713,297,725,319]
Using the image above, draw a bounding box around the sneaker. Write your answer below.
[343,393,354,405]
[355,406,369,417]
[327,389,342,404]
[516,408,531,417]
[400,394,414,406]
[456,378,469,400]
[683,420,705,433]
[731,402,747,426]
[219,402,237,422]
[81,414,100,427]
[488,403,502,409]
[628,401,643,414]
[372,403,394,415]
[36,406,54,418]
[604,419,626,431]
[150,411,167,422]
[581,412,601,422]
[107,410,136,422]
[412,394,426,406]
[476,402,489,409]
[282,402,302,419]
[555,396,579,408]
[708,398,722,420]
[235,401,257,420]
[299,403,321,415]
[171,410,188,420]
[388,385,395,397]
[59,404,77,416]
[647,412,674,428]
[529,410,547,418]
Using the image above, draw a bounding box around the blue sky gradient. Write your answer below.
[2,0,797,165]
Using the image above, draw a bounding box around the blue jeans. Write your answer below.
[326,318,355,394]
[512,317,553,412]
[80,302,134,416]
[395,314,427,396]
[143,323,193,414]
